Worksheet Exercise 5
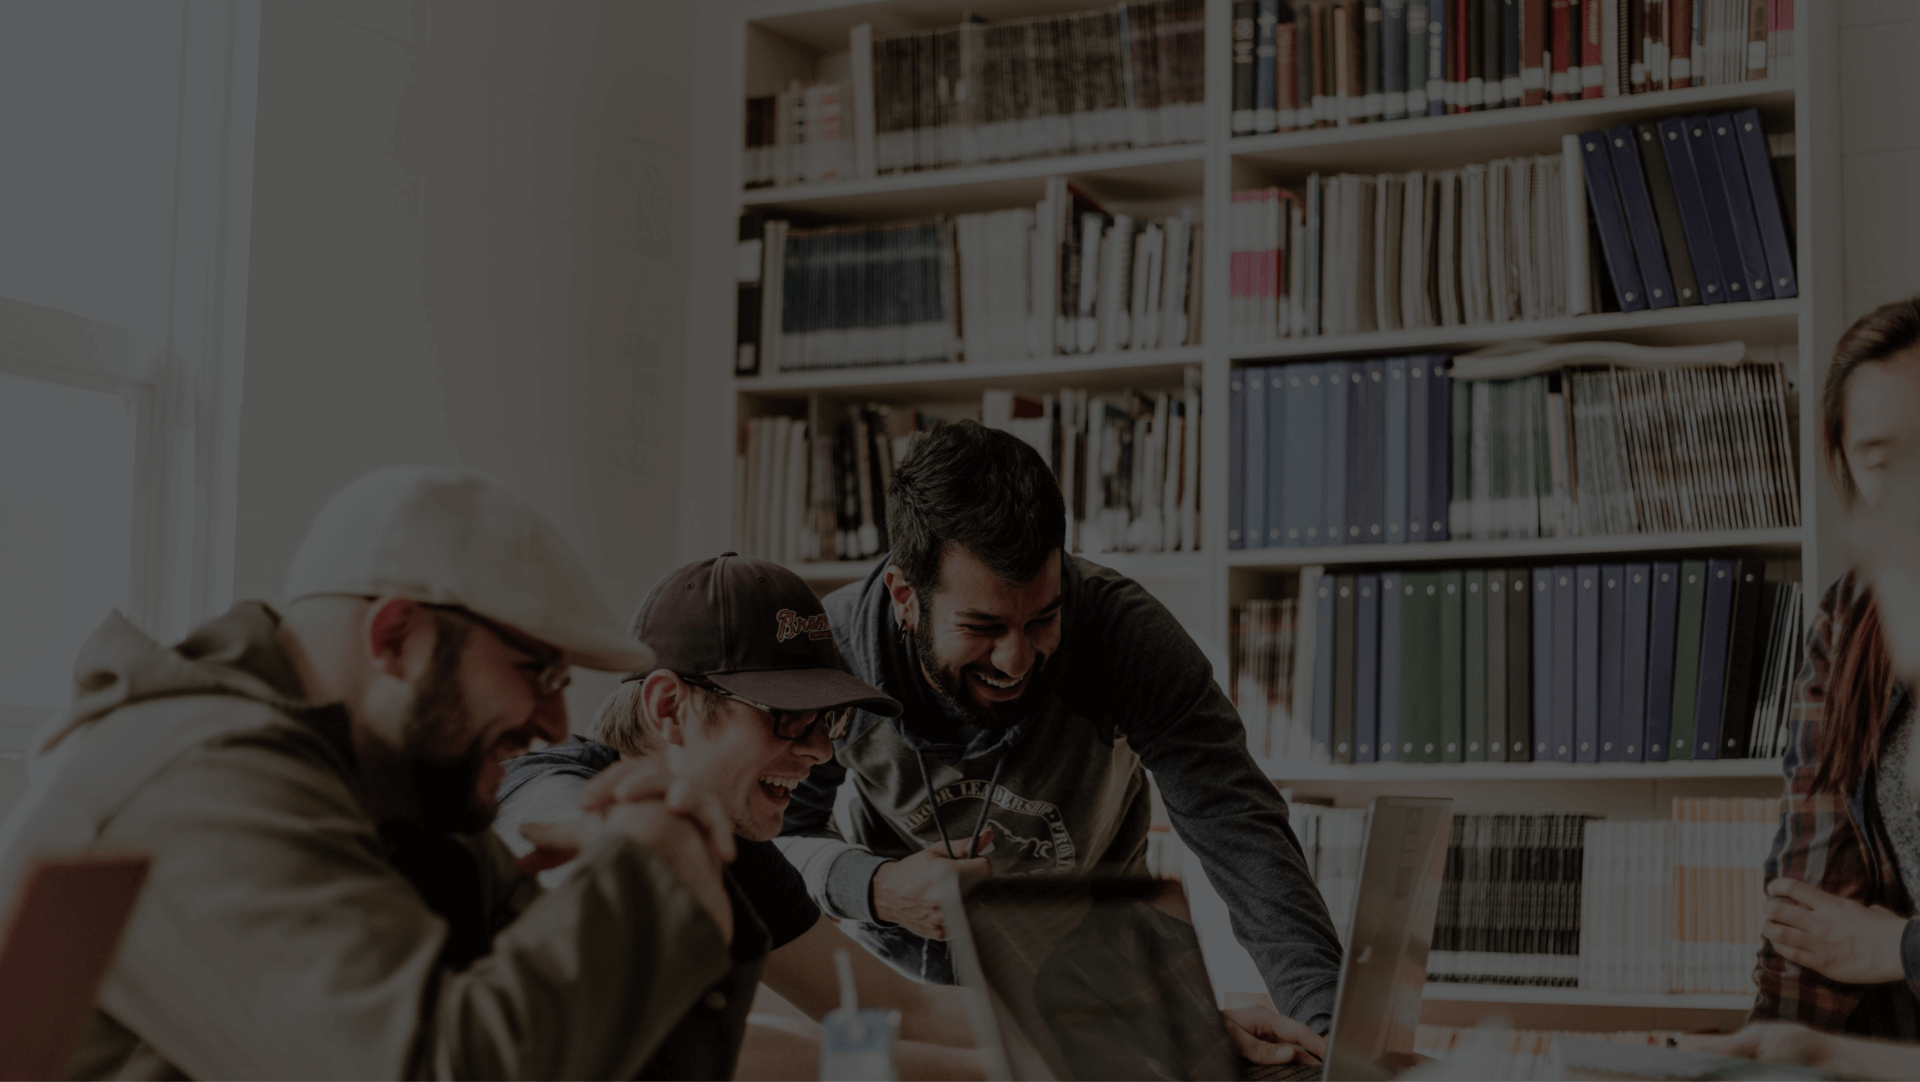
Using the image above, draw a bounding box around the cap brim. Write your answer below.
[709,667,903,717]
[560,633,656,674]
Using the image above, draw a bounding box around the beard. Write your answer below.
[400,620,494,835]
[913,604,1048,730]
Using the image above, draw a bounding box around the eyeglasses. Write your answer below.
[689,680,853,743]
[423,604,572,700]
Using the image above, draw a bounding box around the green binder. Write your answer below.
[1669,560,1709,761]
[1399,571,1435,761]
[1438,569,1466,762]
[1464,568,1488,760]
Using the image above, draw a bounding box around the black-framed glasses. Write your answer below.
[688,679,853,743]
[421,603,572,700]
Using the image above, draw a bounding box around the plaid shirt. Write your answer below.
[1751,570,1920,1036]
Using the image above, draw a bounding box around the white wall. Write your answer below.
[234,0,700,720]
[1839,1,1920,320]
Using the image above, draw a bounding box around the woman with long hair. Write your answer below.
[1751,295,1920,1036]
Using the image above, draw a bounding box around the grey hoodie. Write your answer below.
[775,555,1344,1031]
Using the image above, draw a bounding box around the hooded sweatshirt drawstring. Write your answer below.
[914,748,1006,861]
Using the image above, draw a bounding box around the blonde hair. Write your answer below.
[593,675,713,756]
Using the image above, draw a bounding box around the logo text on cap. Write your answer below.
[776,609,833,643]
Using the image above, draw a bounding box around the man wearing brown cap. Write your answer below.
[493,554,985,1079]
[0,466,753,1079]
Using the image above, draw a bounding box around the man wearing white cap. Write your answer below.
[0,466,757,1079]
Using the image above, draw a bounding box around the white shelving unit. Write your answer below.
[703,0,1843,1031]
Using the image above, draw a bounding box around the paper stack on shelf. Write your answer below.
[1427,814,1588,987]
[1231,597,1300,759]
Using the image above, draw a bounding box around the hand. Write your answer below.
[1682,1022,1835,1069]
[872,830,994,940]
[578,758,738,863]
[1222,1005,1325,1066]
[520,800,735,944]
[1762,877,1908,985]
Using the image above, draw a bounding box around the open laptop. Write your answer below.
[941,795,1453,1082]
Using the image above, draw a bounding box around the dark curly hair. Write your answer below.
[885,420,1066,595]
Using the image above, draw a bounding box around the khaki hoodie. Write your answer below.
[0,603,761,1080]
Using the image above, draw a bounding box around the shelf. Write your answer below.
[740,347,1203,396]
[790,549,1210,583]
[1225,298,1804,362]
[1231,80,1795,177]
[1227,528,1805,571]
[1263,758,1784,781]
[1422,985,1752,1011]
[740,142,1204,220]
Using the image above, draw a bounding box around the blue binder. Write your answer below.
[1363,359,1388,543]
[1425,356,1451,541]
[1407,356,1429,541]
[1705,114,1775,302]
[1598,564,1626,760]
[1386,358,1409,543]
[1604,124,1678,309]
[1578,129,1649,312]
[1644,561,1682,760]
[1691,557,1738,760]
[1621,563,1653,762]
[1325,362,1349,547]
[1685,115,1759,303]
[1356,573,1381,762]
[1345,363,1369,545]
[1732,108,1798,299]
[1229,370,1246,549]
[1293,366,1327,545]
[1380,570,1402,760]
[1656,116,1730,304]
[1245,368,1268,549]
[1551,565,1577,762]
[1312,570,1336,761]
[1267,363,1288,547]
[1531,568,1555,758]
[1574,564,1600,762]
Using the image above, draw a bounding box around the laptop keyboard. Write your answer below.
[1240,1057,1323,1081]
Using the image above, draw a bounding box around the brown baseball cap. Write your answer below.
[628,553,902,717]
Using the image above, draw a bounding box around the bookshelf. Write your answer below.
[700,0,1841,1031]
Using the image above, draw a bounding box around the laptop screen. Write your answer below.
[954,876,1241,1082]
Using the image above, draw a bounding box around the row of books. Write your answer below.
[971,181,1204,362]
[743,81,849,190]
[743,1,1206,190]
[1229,154,1572,343]
[735,194,1202,375]
[1235,556,1804,765]
[734,404,919,565]
[1301,798,1778,992]
[984,376,1205,555]
[1429,813,1588,985]
[1229,0,1796,136]
[1227,357,1796,550]
[1579,110,1797,315]
[1580,799,1777,995]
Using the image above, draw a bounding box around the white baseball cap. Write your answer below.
[284,466,653,672]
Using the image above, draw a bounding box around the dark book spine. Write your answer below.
[1634,120,1703,305]
[1644,562,1681,760]
[1717,560,1766,759]
[1334,573,1358,762]
[1363,0,1385,121]
[1487,569,1510,761]
[1598,564,1626,760]
[1621,564,1653,761]
[1507,568,1532,761]
[1233,1,1259,134]
[1356,573,1381,761]
[736,215,766,376]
